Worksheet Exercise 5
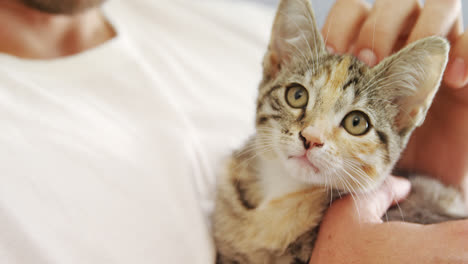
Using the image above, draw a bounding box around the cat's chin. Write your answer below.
[283,156,380,193]
[283,157,333,186]
[290,155,320,174]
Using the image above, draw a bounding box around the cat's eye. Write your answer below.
[285,84,309,108]
[342,111,371,136]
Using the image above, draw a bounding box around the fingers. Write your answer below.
[354,176,411,222]
[444,30,468,88]
[353,0,421,66]
[349,0,462,67]
[322,0,370,54]
[447,14,464,43]
[407,0,462,43]
[327,176,411,223]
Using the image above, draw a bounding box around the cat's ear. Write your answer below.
[371,36,449,134]
[264,0,325,78]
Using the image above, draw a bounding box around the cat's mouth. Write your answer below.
[288,154,320,174]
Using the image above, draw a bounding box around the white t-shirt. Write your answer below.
[0,1,273,263]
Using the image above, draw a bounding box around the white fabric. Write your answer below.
[0,1,273,263]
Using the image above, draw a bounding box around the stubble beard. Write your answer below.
[20,0,107,15]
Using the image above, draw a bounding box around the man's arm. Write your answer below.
[311,176,468,263]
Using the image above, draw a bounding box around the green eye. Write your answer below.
[285,84,308,108]
[342,111,371,136]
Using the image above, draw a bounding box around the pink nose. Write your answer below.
[299,127,324,150]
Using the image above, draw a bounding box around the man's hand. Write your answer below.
[310,176,468,264]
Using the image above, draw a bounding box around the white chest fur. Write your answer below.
[258,158,312,207]
[237,157,328,254]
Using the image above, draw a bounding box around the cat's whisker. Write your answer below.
[233,146,271,158]
[340,165,369,194]
[348,170,377,191]
[233,149,273,170]
[322,166,333,206]
[343,160,408,222]
[336,171,362,221]
[344,163,375,187]
[232,142,277,161]
[329,179,334,208]
[233,139,276,153]
[383,178,406,222]
[235,142,275,155]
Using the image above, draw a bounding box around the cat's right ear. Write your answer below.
[263,0,325,78]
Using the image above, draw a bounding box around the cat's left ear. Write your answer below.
[371,36,449,134]
[264,0,325,78]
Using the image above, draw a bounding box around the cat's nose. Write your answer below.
[299,127,324,150]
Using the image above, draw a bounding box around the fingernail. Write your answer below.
[445,57,468,88]
[326,45,335,54]
[357,48,377,67]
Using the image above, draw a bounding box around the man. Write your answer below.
[0,0,273,263]
[0,1,466,263]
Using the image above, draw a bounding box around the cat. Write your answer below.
[212,0,468,263]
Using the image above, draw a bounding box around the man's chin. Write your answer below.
[20,0,106,15]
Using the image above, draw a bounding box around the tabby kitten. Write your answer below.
[213,0,468,263]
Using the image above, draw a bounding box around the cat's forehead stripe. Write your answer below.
[318,56,353,113]
[329,56,352,89]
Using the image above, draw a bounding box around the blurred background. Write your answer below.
[244,0,468,28]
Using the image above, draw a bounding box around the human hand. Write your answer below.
[322,0,468,198]
[309,176,468,264]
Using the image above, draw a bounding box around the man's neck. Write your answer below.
[0,1,115,59]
